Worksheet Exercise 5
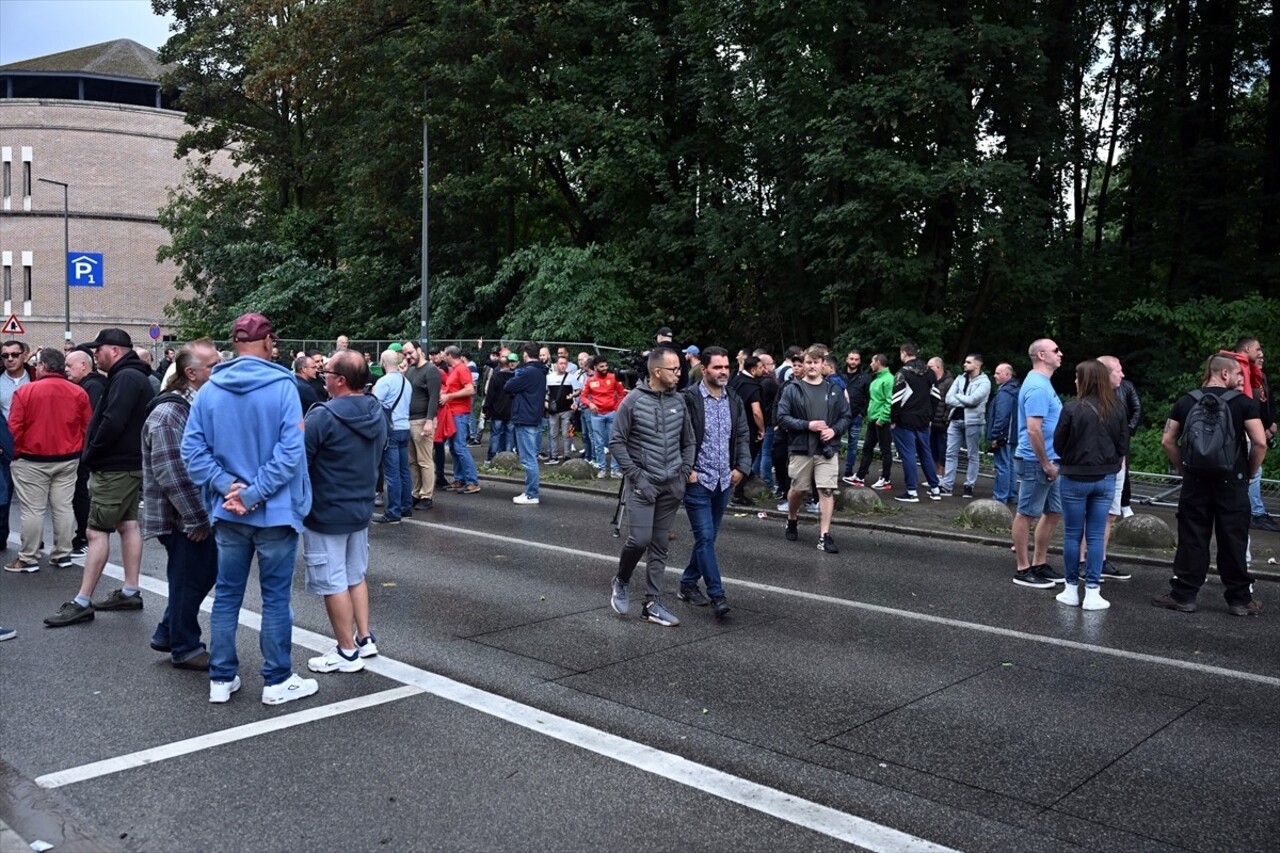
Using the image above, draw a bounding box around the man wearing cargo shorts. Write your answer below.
[45,328,156,627]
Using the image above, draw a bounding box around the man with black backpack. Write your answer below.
[1154,352,1268,616]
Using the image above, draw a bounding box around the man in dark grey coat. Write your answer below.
[608,348,695,627]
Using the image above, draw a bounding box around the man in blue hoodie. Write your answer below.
[302,350,387,673]
[506,341,549,505]
[182,313,316,706]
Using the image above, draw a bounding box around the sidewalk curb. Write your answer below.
[471,471,1280,584]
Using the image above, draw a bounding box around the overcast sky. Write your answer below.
[0,0,175,65]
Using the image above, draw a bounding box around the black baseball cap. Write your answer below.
[86,328,132,349]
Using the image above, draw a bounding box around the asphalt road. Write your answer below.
[1,484,1277,852]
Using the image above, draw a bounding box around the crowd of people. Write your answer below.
[0,318,1272,686]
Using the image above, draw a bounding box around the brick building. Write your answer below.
[0,40,234,350]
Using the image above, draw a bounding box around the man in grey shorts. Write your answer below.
[302,350,388,672]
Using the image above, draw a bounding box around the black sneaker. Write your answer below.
[1032,563,1065,585]
[1251,514,1280,533]
[44,600,95,627]
[95,589,143,611]
[1099,560,1131,581]
[1013,568,1054,589]
[1151,593,1197,613]
[710,597,732,619]
[894,491,919,503]
[785,519,798,541]
[730,494,753,507]
[962,485,974,499]
[937,485,953,497]
[817,533,839,554]
[677,584,710,606]
[371,514,401,525]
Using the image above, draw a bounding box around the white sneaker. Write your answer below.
[804,502,819,513]
[354,633,379,658]
[1081,586,1111,611]
[1055,584,1081,607]
[209,676,241,704]
[512,494,540,505]
[308,647,365,673]
[262,673,319,705]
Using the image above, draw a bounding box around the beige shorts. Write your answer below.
[788,454,839,490]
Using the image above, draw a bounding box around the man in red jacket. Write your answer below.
[5,349,91,572]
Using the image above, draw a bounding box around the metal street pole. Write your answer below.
[37,177,71,341]
[420,95,430,350]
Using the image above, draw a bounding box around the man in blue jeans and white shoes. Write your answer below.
[182,312,317,706]
[302,350,386,673]
[1010,338,1067,589]
[505,341,549,505]
[677,347,750,618]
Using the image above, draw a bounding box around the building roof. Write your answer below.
[0,39,171,81]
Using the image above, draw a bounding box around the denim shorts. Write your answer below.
[302,527,370,596]
[1015,457,1062,518]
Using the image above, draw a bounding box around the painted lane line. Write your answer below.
[35,686,422,789]
[404,519,1280,687]
[104,566,957,852]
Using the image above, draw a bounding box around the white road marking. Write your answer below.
[100,565,957,852]
[405,519,1280,687]
[35,686,422,789]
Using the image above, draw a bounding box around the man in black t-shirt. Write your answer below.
[729,356,764,503]
[1155,353,1267,616]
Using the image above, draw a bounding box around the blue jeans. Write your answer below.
[579,410,594,461]
[992,443,1016,503]
[681,481,732,599]
[942,420,982,490]
[514,424,541,499]
[1061,474,1115,587]
[590,411,618,472]
[382,428,412,518]
[891,427,938,492]
[843,416,863,474]
[449,412,479,485]
[757,425,776,490]
[209,521,299,686]
[152,532,219,664]
[487,419,511,459]
[1247,449,1265,516]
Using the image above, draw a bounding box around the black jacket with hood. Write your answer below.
[891,359,940,431]
[82,349,156,471]
[775,377,852,456]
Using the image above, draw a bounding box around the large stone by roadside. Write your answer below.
[838,486,883,514]
[557,458,596,480]
[484,451,521,474]
[955,499,1014,531]
[1110,513,1176,548]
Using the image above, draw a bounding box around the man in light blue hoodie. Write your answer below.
[182,313,316,707]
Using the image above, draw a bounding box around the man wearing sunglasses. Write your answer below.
[0,339,33,422]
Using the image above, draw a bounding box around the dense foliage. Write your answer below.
[153,0,1278,434]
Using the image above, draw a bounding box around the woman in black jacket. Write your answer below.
[1053,359,1130,610]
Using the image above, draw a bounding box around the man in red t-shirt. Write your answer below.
[439,346,480,493]
[580,355,625,477]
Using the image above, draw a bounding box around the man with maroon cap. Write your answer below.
[45,328,156,627]
[181,313,317,705]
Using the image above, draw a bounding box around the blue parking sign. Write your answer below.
[68,253,103,287]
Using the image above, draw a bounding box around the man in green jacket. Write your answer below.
[845,354,894,489]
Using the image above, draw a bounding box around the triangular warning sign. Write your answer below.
[1,314,24,335]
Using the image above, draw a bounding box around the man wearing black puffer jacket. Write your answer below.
[46,328,156,628]
[608,348,695,627]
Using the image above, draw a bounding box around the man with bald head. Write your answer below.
[1010,338,1066,589]
[986,363,1020,505]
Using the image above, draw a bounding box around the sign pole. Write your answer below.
[37,177,71,341]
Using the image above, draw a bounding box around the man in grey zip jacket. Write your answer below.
[608,348,695,627]
[940,354,992,497]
